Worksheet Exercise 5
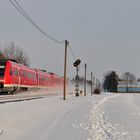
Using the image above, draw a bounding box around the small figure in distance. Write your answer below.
[93,88,100,94]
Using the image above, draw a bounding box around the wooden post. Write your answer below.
[84,63,87,96]
[63,40,68,100]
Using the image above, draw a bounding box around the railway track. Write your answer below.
[0,90,59,104]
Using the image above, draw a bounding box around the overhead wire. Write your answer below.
[68,44,76,60]
[8,0,64,44]
[8,0,79,64]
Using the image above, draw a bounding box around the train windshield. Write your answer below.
[0,61,6,77]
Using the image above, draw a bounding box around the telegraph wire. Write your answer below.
[8,0,64,44]
[68,44,76,60]
[8,1,78,65]
[8,0,78,60]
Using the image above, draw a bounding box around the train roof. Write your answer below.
[0,59,64,78]
[0,59,17,62]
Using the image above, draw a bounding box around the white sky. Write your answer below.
[0,0,140,81]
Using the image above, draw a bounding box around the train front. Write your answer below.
[0,60,7,92]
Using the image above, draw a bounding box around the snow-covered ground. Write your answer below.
[0,91,140,140]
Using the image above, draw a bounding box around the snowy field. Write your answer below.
[0,91,140,140]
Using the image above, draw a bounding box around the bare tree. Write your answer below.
[0,51,5,59]
[120,72,137,84]
[0,45,5,59]
[2,42,30,66]
[103,71,118,92]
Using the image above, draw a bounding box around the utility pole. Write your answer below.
[84,63,87,96]
[63,40,69,100]
[91,72,93,95]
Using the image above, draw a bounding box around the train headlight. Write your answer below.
[0,79,5,83]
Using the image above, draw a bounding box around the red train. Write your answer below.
[0,59,64,94]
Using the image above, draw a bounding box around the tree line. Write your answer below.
[103,71,137,92]
[1,42,138,93]
[0,42,30,66]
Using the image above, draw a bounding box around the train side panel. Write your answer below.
[50,73,64,89]
[19,65,37,90]
[36,70,52,89]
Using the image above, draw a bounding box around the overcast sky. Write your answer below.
[1,0,140,81]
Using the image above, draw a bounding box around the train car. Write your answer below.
[36,70,52,89]
[0,59,20,93]
[0,59,37,93]
[50,73,64,89]
[18,63,37,91]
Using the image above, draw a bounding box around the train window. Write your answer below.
[13,69,16,76]
[28,72,30,78]
[28,72,33,79]
[0,61,6,77]
[0,68,5,77]
[19,70,23,76]
[10,68,12,75]
[11,67,18,76]
[15,69,18,76]
[23,70,26,77]
[33,73,36,80]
